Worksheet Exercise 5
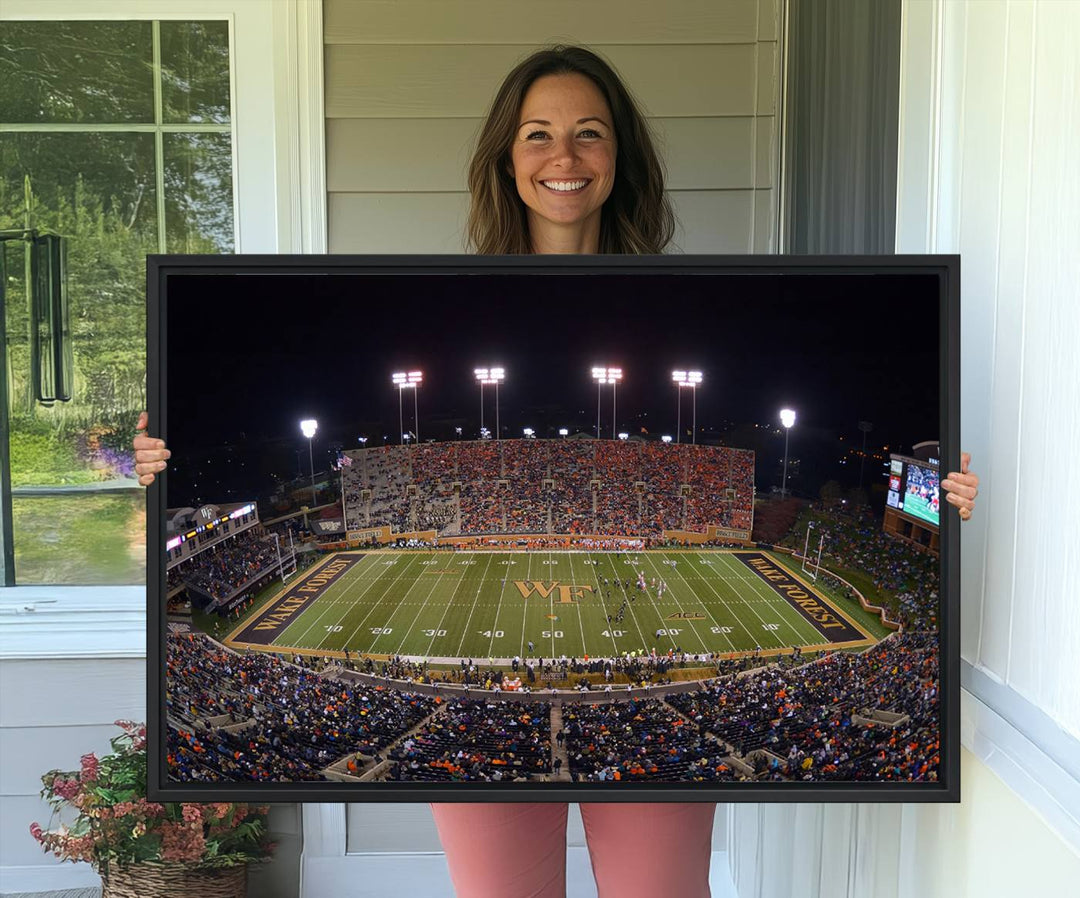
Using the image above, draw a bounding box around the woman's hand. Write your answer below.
[133,411,170,487]
[941,452,979,521]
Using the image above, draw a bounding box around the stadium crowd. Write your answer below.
[168,528,280,604]
[563,699,746,783]
[339,438,754,540]
[380,700,552,782]
[783,503,939,629]
[166,633,436,782]
[666,633,939,781]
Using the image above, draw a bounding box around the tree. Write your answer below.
[819,480,842,503]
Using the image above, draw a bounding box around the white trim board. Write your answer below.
[961,675,1080,855]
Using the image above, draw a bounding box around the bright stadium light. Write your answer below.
[608,368,622,440]
[592,366,623,439]
[299,419,318,505]
[780,408,796,498]
[672,369,704,444]
[523,427,535,438]
[475,366,505,440]
[480,426,491,440]
[392,371,423,446]
[661,435,672,444]
[618,432,629,441]
[592,367,606,438]
[559,428,569,437]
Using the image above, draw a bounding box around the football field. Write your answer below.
[227,550,873,662]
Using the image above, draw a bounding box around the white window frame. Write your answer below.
[0,0,326,659]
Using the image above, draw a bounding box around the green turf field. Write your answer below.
[228,550,874,661]
[901,491,939,526]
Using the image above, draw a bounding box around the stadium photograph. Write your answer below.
[158,263,943,792]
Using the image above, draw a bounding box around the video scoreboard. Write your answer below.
[886,454,940,529]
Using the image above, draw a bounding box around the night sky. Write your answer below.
[163,267,941,507]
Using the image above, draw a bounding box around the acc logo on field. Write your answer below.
[667,611,705,620]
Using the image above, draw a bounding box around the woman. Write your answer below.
[135,45,979,898]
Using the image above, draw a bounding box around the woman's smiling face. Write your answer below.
[509,73,617,244]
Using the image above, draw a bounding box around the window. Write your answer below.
[1,19,234,584]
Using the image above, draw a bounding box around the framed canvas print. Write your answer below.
[147,254,960,803]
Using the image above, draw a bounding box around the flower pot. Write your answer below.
[101,862,247,898]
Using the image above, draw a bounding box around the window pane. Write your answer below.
[164,133,235,252]
[2,131,156,584]
[12,492,146,585]
[0,21,154,124]
[160,21,232,124]
[1,131,157,436]
[1,20,234,586]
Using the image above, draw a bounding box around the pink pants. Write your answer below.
[431,802,716,898]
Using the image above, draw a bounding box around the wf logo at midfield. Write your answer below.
[514,581,595,604]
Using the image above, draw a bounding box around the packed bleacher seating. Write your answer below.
[168,528,280,605]
[666,633,939,781]
[166,633,437,782]
[379,699,552,782]
[563,698,745,783]
[781,503,939,629]
[340,438,754,540]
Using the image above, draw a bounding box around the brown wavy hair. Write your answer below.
[466,46,675,254]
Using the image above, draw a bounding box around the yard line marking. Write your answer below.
[392,554,454,656]
[516,551,535,657]
[487,552,517,659]
[276,555,381,650]
[716,553,821,648]
[665,552,761,648]
[423,557,475,657]
[573,551,619,658]
[657,552,737,652]
[565,550,589,658]
[605,554,649,651]
[339,553,427,653]
[639,552,709,652]
[455,553,495,658]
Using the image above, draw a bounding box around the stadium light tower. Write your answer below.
[780,408,796,498]
[858,420,874,489]
[672,370,703,444]
[299,418,318,505]
[475,366,505,441]
[392,371,423,446]
[592,367,605,438]
[592,366,622,439]
[608,368,622,440]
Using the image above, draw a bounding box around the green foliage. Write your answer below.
[2,21,233,499]
[12,492,145,585]
[8,425,93,485]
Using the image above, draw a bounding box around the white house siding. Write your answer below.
[324,0,781,254]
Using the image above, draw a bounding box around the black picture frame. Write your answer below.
[147,254,960,803]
